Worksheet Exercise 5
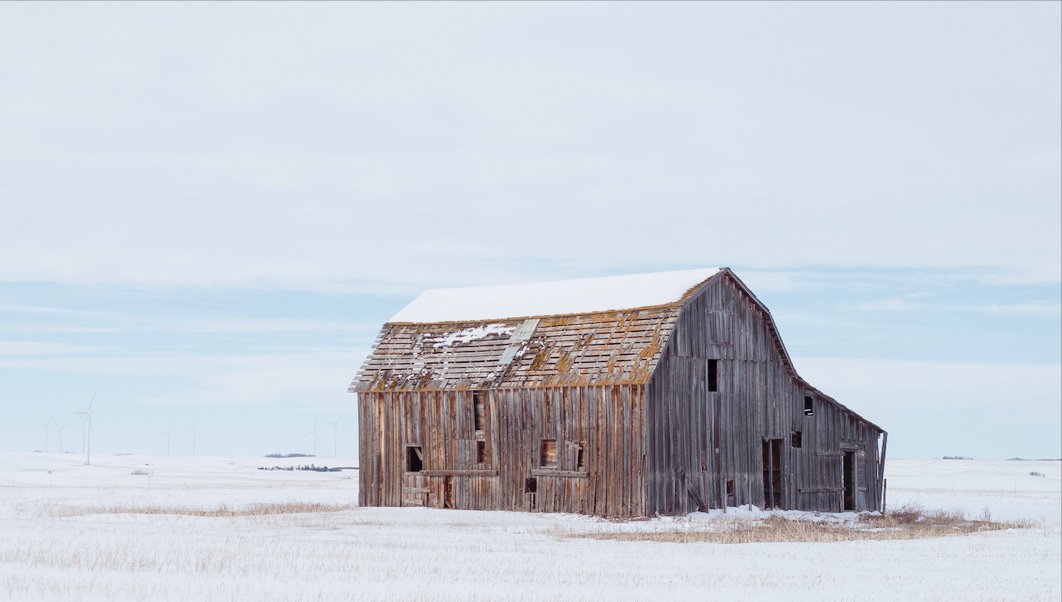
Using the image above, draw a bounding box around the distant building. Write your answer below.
[350,268,886,516]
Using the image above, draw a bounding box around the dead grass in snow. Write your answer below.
[567,504,1037,544]
[58,501,356,518]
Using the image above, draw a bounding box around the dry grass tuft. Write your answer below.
[568,504,1036,544]
[59,502,356,518]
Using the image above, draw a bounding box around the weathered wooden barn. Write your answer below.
[351,268,886,517]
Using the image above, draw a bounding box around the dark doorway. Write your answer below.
[842,451,855,511]
[443,476,454,509]
[525,477,537,510]
[761,438,783,509]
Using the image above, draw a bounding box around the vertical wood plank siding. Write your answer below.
[357,270,885,517]
[645,276,884,514]
[358,385,646,517]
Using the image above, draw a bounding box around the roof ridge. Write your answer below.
[385,300,685,326]
[389,267,723,324]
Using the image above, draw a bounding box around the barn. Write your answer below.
[350,268,886,517]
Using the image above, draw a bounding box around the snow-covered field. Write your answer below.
[0,453,1058,601]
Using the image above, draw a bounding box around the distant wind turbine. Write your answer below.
[163,423,172,456]
[73,392,96,465]
[38,420,50,453]
[187,418,198,456]
[305,420,318,456]
[324,418,340,458]
[56,422,67,454]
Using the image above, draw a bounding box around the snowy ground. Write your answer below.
[0,453,1058,601]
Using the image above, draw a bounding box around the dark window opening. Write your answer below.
[473,390,485,431]
[707,359,718,392]
[405,445,423,473]
[575,442,585,470]
[476,440,488,464]
[791,430,803,448]
[540,439,557,468]
[726,479,736,507]
[842,451,855,511]
[804,395,814,416]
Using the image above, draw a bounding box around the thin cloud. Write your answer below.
[0,341,103,356]
[792,355,1061,458]
[0,348,369,415]
[0,315,379,335]
[856,298,1061,317]
[794,356,1061,406]
[0,349,367,378]
[0,304,106,317]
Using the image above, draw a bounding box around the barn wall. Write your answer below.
[646,275,883,514]
[358,384,646,517]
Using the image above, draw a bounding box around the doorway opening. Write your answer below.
[842,451,855,511]
[443,476,454,509]
[525,477,537,510]
[761,438,783,509]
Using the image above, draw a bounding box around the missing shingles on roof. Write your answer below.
[431,324,514,349]
[355,306,680,392]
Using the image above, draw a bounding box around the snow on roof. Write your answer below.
[389,267,722,323]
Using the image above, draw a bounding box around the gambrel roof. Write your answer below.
[350,268,722,392]
[350,266,883,433]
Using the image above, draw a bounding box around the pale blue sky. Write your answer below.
[0,2,1059,459]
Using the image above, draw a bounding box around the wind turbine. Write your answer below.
[38,420,50,453]
[324,417,340,458]
[73,392,95,465]
[187,418,198,456]
[56,422,67,454]
[163,423,172,456]
[305,420,318,457]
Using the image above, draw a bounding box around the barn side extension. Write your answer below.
[351,268,886,517]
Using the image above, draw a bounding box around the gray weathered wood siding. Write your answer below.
[645,273,884,514]
[358,385,647,517]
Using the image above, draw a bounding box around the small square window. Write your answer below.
[540,439,557,468]
[476,440,488,464]
[406,445,423,472]
[791,431,802,448]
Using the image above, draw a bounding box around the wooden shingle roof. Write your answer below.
[350,269,722,392]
